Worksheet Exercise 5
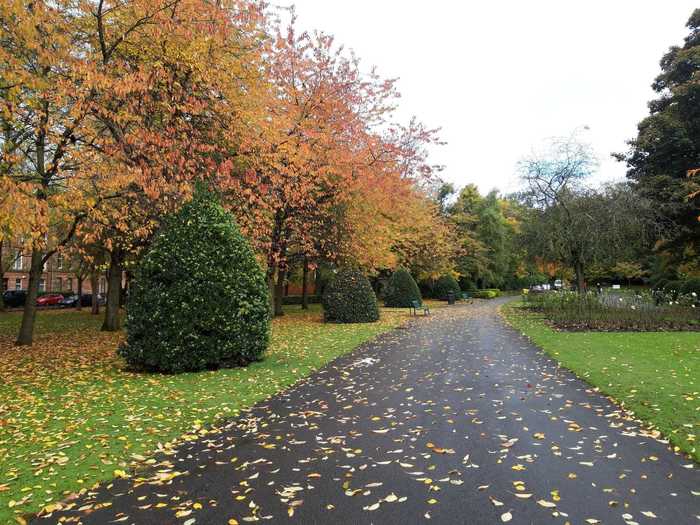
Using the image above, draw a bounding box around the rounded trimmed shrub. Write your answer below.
[323,268,379,323]
[119,188,270,373]
[680,277,700,296]
[384,267,421,307]
[434,274,461,300]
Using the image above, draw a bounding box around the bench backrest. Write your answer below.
[411,300,422,308]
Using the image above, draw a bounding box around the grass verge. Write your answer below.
[502,302,700,462]
[0,303,434,522]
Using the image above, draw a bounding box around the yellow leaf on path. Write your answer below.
[537,499,556,508]
[228,520,239,525]
[427,498,438,504]
[501,511,513,522]
[641,511,657,518]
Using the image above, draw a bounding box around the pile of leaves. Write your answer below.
[322,268,379,323]
[120,188,271,372]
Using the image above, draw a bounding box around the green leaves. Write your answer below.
[383,268,421,308]
[322,268,380,324]
[119,189,270,373]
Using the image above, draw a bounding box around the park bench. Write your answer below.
[462,292,473,304]
[410,300,430,316]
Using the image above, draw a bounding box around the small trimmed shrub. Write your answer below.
[322,268,379,323]
[384,268,421,307]
[120,188,270,373]
[460,278,477,293]
[680,277,700,296]
[433,274,461,300]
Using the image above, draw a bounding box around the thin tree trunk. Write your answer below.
[266,262,276,315]
[16,248,44,346]
[0,239,5,311]
[301,256,309,310]
[91,272,100,315]
[102,249,123,331]
[314,264,323,298]
[274,267,286,317]
[574,260,586,294]
[76,277,83,311]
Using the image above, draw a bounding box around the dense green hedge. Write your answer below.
[119,188,270,373]
[322,268,379,323]
[664,280,685,298]
[384,267,421,307]
[282,295,321,305]
[433,274,461,300]
[680,277,700,296]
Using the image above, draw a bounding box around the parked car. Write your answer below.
[36,294,64,307]
[59,293,104,307]
[59,294,80,308]
[2,290,27,308]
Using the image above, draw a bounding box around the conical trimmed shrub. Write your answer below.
[384,267,421,307]
[119,188,270,373]
[434,274,461,300]
[322,268,379,323]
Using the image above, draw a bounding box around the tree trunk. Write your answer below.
[273,267,286,317]
[301,256,309,310]
[266,263,276,315]
[90,272,100,315]
[314,265,323,298]
[574,260,586,294]
[102,249,123,331]
[76,277,83,311]
[0,239,5,311]
[16,248,44,346]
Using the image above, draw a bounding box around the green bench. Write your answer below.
[462,292,473,304]
[410,300,430,316]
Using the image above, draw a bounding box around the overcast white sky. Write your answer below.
[281,1,697,194]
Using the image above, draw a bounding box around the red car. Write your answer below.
[36,294,64,307]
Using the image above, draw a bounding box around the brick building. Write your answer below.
[1,242,106,294]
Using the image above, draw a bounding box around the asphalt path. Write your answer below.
[34,298,699,524]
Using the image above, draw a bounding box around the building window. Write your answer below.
[39,278,45,292]
[12,251,22,270]
[54,277,62,291]
[57,254,63,270]
[67,277,73,291]
[15,278,22,291]
[99,278,106,294]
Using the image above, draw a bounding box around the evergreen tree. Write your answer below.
[384,267,421,307]
[120,188,270,373]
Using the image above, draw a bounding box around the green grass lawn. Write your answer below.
[502,302,700,462]
[0,303,432,523]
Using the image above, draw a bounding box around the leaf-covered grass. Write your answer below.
[502,302,700,462]
[0,303,429,522]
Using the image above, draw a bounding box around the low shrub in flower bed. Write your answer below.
[523,290,700,331]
